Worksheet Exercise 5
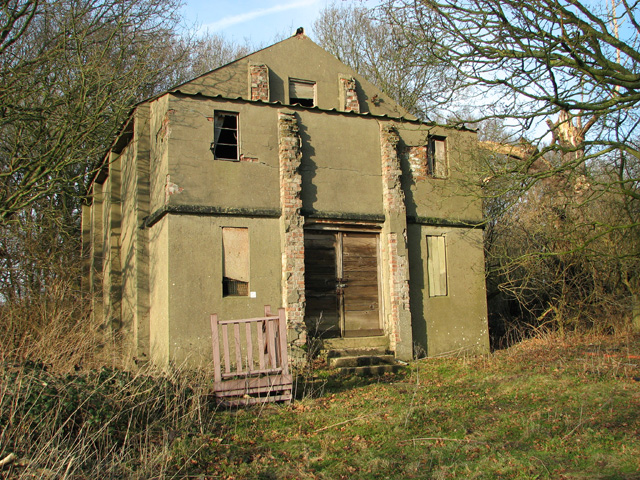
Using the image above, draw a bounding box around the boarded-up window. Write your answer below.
[426,235,448,297]
[427,136,447,178]
[289,79,315,107]
[222,227,249,296]
[213,111,238,161]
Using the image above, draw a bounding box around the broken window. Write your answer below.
[426,235,448,297]
[222,227,249,296]
[213,111,239,160]
[427,136,448,178]
[289,79,316,107]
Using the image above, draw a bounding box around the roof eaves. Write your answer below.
[137,36,302,108]
[168,89,441,126]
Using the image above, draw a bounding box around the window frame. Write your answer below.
[426,136,448,178]
[288,78,316,107]
[212,111,239,161]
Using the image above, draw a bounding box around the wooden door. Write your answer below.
[304,231,382,338]
[341,233,382,337]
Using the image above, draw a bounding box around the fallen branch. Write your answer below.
[314,413,376,433]
[585,352,640,360]
[398,437,483,445]
[0,453,16,468]
[563,399,612,441]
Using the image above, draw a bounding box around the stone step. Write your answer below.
[325,346,390,359]
[329,354,396,368]
[335,364,405,376]
[321,335,389,352]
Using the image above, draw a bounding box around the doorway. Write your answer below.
[304,230,382,338]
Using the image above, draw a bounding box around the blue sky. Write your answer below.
[179,0,336,46]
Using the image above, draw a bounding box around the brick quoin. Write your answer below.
[249,64,269,102]
[340,76,360,113]
[380,124,405,213]
[278,112,306,355]
[380,124,411,356]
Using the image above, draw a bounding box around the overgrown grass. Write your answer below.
[1,331,639,479]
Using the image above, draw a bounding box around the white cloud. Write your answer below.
[201,0,319,32]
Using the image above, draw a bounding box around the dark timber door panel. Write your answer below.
[304,232,340,337]
[342,233,382,337]
[304,231,382,338]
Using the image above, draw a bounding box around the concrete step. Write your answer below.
[335,364,405,376]
[329,354,396,368]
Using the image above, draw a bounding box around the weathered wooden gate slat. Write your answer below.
[210,305,292,406]
[213,374,294,396]
[222,393,293,408]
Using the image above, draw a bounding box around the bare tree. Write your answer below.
[0,0,38,56]
[313,2,455,119]
[0,0,189,224]
[385,0,640,332]
[0,3,261,363]
[182,33,251,81]
[389,0,639,200]
[0,0,192,328]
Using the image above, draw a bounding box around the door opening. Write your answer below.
[304,231,382,338]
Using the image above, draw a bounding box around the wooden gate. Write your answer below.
[210,306,292,406]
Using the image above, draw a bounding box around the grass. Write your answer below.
[1,331,639,479]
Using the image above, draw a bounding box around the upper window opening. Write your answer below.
[213,111,238,161]
[427,136,448,178]
[289,79,316,107]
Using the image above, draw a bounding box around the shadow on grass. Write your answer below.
[292,367,409,401]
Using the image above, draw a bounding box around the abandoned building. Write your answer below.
[83,32,489,368]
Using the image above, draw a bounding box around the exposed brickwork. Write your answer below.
[340,76,360,113]
[249,64,269,102]
[239,154,259,163]
[380,123,412,358]
[278,112,306,355]
[164,174,183,203]
[404,145,428,181]
[156,109,175,143]
[380,124,405,213]
[388,233,411,335]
